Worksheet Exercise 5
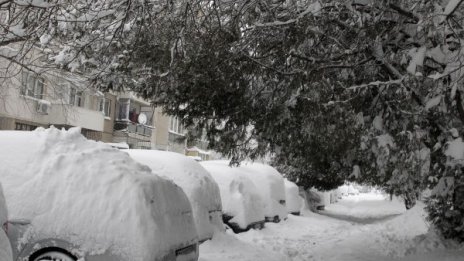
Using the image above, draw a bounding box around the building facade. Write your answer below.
[0,69,107,140]
[0,64,210,157]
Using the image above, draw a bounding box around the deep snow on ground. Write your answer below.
[322,193,406,223]
[200,193,464,261]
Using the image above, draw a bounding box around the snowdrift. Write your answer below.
[201,161,265,230]
[0,128,197,261]
[127,149,223,241]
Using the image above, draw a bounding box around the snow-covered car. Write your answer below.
[0,128,199,261]
[127,149,223,242]
[200,161,266,233]
[0,184,13,261]
[238,163,287,222]
[284,179,303,215]
[305,189,332,211]
[303,190,324,211]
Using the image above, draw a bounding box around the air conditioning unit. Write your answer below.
[37,100,51,115]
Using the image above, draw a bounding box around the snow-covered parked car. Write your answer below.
[200,161,266,233]
[127,149,223,242]
[0,184,12,261]
[238,162,287,222]
[0,128,199,261]
[284,179,303,215]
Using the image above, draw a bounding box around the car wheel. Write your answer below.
[33,251,76,261]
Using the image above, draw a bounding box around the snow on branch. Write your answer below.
[253,1,321,28]
[346,78,404,91]
[444,0,464,18]
[13,0,55,8]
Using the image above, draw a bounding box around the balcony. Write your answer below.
[114,121,153,137]
[48,104,105,131]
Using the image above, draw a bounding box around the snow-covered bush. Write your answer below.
[425,138,464,242]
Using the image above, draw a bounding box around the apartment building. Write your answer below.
[0,69,111,140]
[0,64,210,156]
[153,107,187,154]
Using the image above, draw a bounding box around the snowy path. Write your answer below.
[199,193,464,261]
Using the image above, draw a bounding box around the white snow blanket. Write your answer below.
[284,179,302,213]
[201,161,265,229]
[0,128,197,261]
[0,184,12,261]
[127,149,223,241]
[238,162,287,220]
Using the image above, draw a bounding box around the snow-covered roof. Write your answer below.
[0,128,197,261]
[201,160,265,229]
[127,149,223,241]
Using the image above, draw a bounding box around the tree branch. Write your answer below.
[388,3,419,22]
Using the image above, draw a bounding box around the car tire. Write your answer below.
[32,251,76,261]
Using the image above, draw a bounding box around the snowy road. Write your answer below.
[199,193,464,261]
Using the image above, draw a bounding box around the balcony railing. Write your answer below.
[114,121,153,137]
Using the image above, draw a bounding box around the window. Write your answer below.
[99,98,111,117]
[169,117,184,134]
[21,71,45,99]
[117,99,130,121]
[56,82,70,103]
[15,122,37,131]
[69,87,84,107]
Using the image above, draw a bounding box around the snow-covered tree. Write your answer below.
[3,0,464,241]
[125,0,464,240]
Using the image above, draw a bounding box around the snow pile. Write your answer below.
[397,249,464,261]
[202,192,464,261]
[372,202,435,257]
[199,230,288,261]
[324,193,405,220]
[201,161,265,229]
[238,162,287,221]
[127,149,223,241]
[284,179,302,214]
[235,213,348,260]
[0,128,197,261]
[0,184,12,261]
